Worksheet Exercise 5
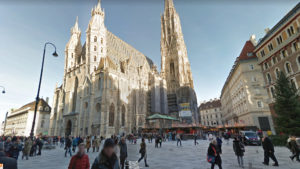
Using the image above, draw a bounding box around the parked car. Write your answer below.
[240,131,261,146]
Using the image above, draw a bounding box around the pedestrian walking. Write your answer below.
[194,134,198,145]
[138,138,149,167]
[73,137,78,153]
[158,135,162,148]
[0,142,18,169]
[11,138,22,160]
[86,136,91,153]
[207,139,222,169]
[287,135,300,162]
[93,136,100,153]
[22,137,32,160]
[36,137,43,155]
[119,137,128,169]
[262,136,279,166]
[68,143,90,169]
[216,137,223,154]
[233,137,245,168]
[176,133,182,146]
[91,138,120,169]
[60,137,65,148]
[65,136,72,157]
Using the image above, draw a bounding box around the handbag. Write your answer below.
[207,155,215,163]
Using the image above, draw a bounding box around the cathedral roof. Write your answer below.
[199,99,221,110]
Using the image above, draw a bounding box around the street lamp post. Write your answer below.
[30,42,58,138]
[0,86,5,94]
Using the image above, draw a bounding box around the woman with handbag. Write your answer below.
[207,140,222,169]
[138,138,149,167]
[233,137,245,168]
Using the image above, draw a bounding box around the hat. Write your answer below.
[103,138,115,148]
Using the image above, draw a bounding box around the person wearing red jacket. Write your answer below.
[68,143,90,169]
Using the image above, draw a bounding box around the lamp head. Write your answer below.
[2,90,5,94]
[52,51,58,57]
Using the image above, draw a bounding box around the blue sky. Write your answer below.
[0,0,298,122]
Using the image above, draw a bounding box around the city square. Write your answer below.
[1,0,300,169]
[18,139,300,169]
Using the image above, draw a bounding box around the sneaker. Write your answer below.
[272,163,279,167]
[262,162,268,166]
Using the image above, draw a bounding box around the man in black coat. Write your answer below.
[0,142,18,169]
[119,137,128,169]
[262,136,279,166]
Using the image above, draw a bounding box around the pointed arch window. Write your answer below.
[101,38,103,44]
[270,87,275,98]
[109,103,115,126]
[285,62,292,74]
[170,61,175,77]
[275,68,280,79]
[94,36,97,42]
[121,105,125,126]
[94,46,97,51]
[266,73,272,84]
[94,56,97,62]
[72,77,78,112]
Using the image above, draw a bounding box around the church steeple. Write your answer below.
[71,16,81,35]
[92,0,104,16]
[161,0,194,93]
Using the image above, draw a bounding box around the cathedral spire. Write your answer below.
[71,16,80,34]
[92,0,104,16]
[165,0,174,9]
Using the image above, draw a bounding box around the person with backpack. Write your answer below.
[233,137,245,168]
[68,143,90,169]
[207,139,222,169]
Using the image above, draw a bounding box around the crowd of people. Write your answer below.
[0,132,298,169]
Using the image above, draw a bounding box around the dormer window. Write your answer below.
[247,52,253,57]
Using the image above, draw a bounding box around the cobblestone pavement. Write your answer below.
[18,139,300,169]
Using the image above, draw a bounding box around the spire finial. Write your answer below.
[71,16,80,34]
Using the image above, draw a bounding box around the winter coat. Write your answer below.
[0,151,17,169]
[207,143,221,164]
[65,138,72,148]
[233,140,245,156]
[119,141,127,159]
[92,138,100,147]
[262,137,274,152]
[73,138,78,146]
[68,153,90,169]
[91,151,120,169]
[86,138,91,148]
[288,139,300,154]
[139,142,146,155]
[23,139,32,154]
[4,141,12,156]
[11,142,22,159]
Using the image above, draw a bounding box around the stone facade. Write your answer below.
[199,99,222,127]
[5,99,51,136]
[254,3,300,104]
[220,37,275,133]
[49,0,197,137]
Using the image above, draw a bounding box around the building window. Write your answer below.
[293,42,299,52]
[268,43,273,51]
[281,50,288,58]
[266,73,272,83]
[285,62,292,74]
[264,62,269,70]
[249,64,254,70]
[272,57,277,65]
[96,103,101,112]
[275,68,280,79]
[94,56,97,62]
[40,120,45,128]
[257,101,263,108]
[71,53,74,58]
[101,48,103,53]
[94,46,97,51]
[109,103,115,127]
[291,79,297,89]
[101,38,103,44]
[270,87,275,98]
[260,50,265,57]
[287,26,295,37]
[121,105,125,127]
[276,36,283,45]
[297,56,300,69]
[94,36,97,42]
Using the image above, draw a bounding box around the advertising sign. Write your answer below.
[179,103,192,117]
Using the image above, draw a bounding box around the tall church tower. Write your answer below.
[161,0,194,94]
[86,0,107,74]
